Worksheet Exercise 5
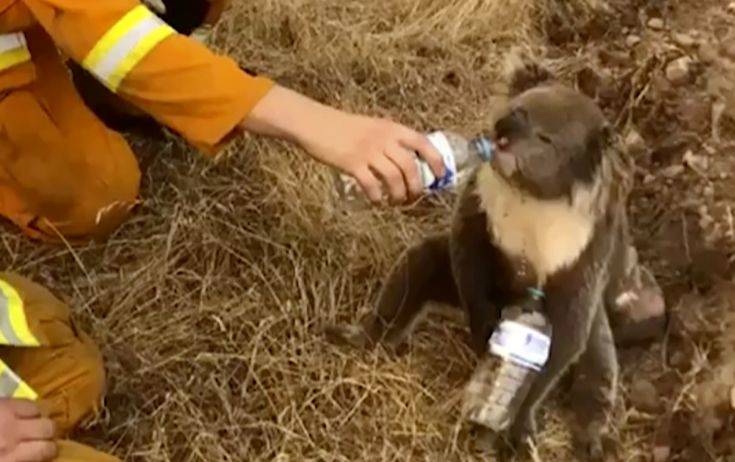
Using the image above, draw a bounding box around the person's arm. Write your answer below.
[240,85,445,203]
[22,0,444,204]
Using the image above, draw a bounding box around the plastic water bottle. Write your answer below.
[464,288,551,433]
[333,130,494,204]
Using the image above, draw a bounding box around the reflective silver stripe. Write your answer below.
[0,290,22,345]
[0,367,19,398]
[89,15,166,85]
[0,33,26,54]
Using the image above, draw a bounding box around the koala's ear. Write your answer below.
[503,49,554,96]
[599,123,614,148]
[155,0,212,35]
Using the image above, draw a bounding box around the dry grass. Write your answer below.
[2,0,732,461]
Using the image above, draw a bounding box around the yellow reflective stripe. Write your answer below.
[0,33,31,72]
[83,5,151,71]
[0,279,39,347]
[107,23,174,91]
[0,359,37,400]
[82,4,175,92]
[0,47,31,72]
[13,380,37,400]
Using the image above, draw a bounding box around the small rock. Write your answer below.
[721,37,735,59]
[673,32,696,48]
[648,18,665,30]
[666,57,693,86]
[698,41,719,63]
[683,150,709,171]
[625,130,646,155]
[721,172,730,180]
[630,378,661,412]
[599,49,631,66]
[661,165,685,178]
[704,184,715,197]
[626,34,642,47]
[669,351,688,368]
[729,2,735,14]
[677,97,711,131]
[731,386,735,410]
[644,174,656,185]
[653,445,671,462]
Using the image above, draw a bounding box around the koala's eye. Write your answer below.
[537,133,553,144]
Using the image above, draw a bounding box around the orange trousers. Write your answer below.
[0,273,118,461]
[0,28,140,243]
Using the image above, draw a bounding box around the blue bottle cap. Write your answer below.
[472,137,495,162]
[526,287,545,300]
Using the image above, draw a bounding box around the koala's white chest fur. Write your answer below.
[474,164,596,283]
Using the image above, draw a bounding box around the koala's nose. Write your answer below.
[493,108,527,143]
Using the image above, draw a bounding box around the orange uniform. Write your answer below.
[0,272,118,461]
[0,0,274,242]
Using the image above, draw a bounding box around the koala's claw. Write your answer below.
[587,437,605,461]
[509,413,537,451]
[573,424,610,461]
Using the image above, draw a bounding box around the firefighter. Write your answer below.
[0,0,445,244]
[0,273,117,461]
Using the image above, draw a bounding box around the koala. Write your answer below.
[325,55,667,459]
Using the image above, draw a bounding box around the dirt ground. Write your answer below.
[2,0,735,461]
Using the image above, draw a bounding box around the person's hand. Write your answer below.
[0,399,57,462]
[241,85,446,204]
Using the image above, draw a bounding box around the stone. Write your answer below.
[629,378,661,412]
[661,165,685,178]
[728,1,735,14]
[677,97,711,131]
[683,150,709,171]
[669,351,688,368]
[698,41,719,64]
[666,57,693,86]
[648,18,665,30]
[624,130,646,156]
[673,32,696,48]
[703,184,715,197]
[626,34,642,47]
[720,37,735,59]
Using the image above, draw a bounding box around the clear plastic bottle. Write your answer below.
[464,288,551,433]
[332,130,494,205]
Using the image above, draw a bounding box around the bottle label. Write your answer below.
[488,320,551,372]
[417,131,457,192]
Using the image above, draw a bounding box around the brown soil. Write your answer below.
[2,0,734,461]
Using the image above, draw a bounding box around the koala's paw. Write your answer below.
[509,411,538,453]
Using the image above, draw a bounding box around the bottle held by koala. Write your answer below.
[332,130,494,204]
[465,289,551,433]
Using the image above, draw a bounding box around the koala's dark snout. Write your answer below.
[493,108,529,146]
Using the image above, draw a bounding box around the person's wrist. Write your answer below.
[242,85,338,149]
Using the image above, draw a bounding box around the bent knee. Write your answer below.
[35,147,141,240]
[54,332,107,435]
